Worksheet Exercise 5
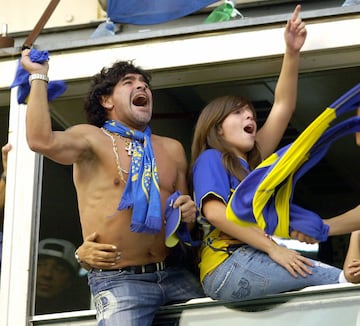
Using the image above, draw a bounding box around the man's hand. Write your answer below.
[347,259,360,278]
[173,194,197,223]
[21,49,49,75]
[290,230,318,244]
[2,143,12,174]
[76,232,121,269]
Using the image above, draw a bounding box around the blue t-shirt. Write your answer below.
[192,149,249,281]
[193,149,248,213]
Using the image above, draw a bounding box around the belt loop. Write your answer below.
[141,265,146,273]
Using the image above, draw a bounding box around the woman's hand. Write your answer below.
[268,244,314,278]
[284,4,307,53]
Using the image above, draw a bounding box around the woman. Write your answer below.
[190,5,346,302]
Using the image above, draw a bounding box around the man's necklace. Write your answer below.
[101,128,130,183]
[119,135,135,156]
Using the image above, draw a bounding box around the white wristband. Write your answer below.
[29,73,49,84]
[74,250,83,264]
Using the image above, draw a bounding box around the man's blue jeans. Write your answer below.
[203,245,342,301]
[88,265,204,326]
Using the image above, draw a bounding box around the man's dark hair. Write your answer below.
[84,61,152,127]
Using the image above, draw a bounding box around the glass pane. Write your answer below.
[35,157,91,315]
[0,106,9,278]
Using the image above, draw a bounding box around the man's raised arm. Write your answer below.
[21,49,89,165]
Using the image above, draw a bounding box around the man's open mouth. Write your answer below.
[132,94,148,106]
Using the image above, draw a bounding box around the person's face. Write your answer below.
[104,73,153,130]
[36,256,72,299]
[218,106,257,158]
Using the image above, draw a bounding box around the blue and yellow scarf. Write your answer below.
[103,120,161,233]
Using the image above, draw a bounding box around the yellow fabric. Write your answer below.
[225,154,279,229]
[226,205,259,228]
[227,107,336,238]
[199,228,234,282]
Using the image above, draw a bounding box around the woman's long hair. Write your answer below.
[190,95,262,183]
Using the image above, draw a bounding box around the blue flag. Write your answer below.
[107,0,219,25]
[10,49,67,104]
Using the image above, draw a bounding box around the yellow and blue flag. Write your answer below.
[227,83,360,242]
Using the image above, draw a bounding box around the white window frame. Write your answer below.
[0,12,359,325]
[0,87,43,325]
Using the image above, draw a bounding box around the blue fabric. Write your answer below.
[287,115,360,238]
[192,149,249,235]
[203,245,341,301]
[102,120,162,234]
[107,0,218,25]
[342,0,360,6]
[88,266,204,325]
[10,49,67,104]
[91,19,115,38]
[165,190,202,247]
[193,149,241,209]
[165,191,182,247]
[228,83,360,241]
[176,222,202,247]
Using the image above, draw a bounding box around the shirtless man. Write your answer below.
[21,52,204,325]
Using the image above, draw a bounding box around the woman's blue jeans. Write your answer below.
[88,265,204,326]
[202,245,341,301]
